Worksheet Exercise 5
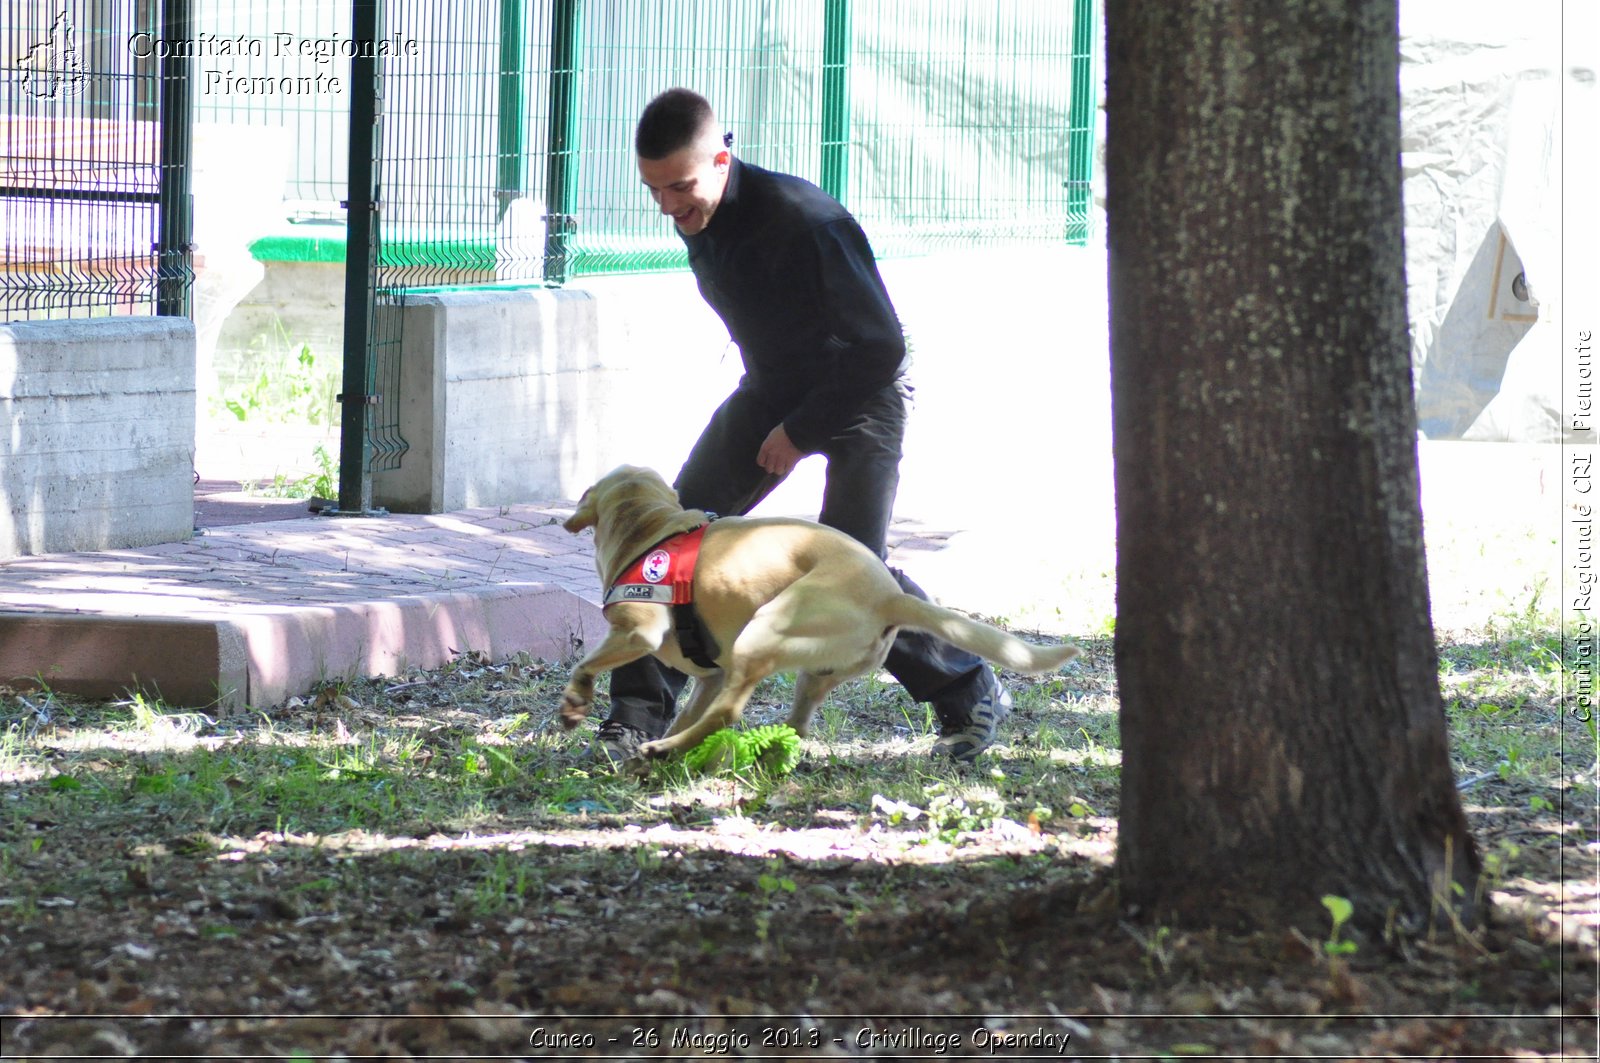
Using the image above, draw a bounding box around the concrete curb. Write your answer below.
[0,584,606,711]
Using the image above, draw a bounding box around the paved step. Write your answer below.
[0,505,607,710]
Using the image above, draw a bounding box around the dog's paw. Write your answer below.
[637,738,675,761]
[558,688,592,728]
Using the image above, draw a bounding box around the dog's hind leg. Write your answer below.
[559,605,673,728]
[785,670,849,738]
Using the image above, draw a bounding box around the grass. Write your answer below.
[2,609,1587,905]
[0,649,1118,894]
[0,602,1589,1023]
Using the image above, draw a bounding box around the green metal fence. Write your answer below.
[328,0,1098,290]
[558,0,1097,278]
[1,1,193,321]
[5,2,1096,317]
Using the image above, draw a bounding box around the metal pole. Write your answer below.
[1064,0,1097,245]
[543,0,581,284]
[820,0,851,204]
[337,0,381,514]
[155,0,193,317]
[496,0,526,223]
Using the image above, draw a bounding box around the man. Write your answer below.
[591,87,1009,764]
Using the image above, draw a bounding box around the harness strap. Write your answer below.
[602,522,721,669]
[673,602,721,670]
[603,524,708,607]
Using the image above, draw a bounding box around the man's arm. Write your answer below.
[780,219,909,453]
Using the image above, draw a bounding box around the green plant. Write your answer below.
[922,782,1006,843]
[214,330,338,427]
[1125,922,1174,977]
[458,740,520,787]
[757,866,798,897]
[1321,894,1357,957]
[683,724,801,779]
[122,694,212,739]
[0,722,29,777]
[472,852,535,915]
[249,444,338,501]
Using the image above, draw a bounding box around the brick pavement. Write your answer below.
[0,502,961,713]
[0,504,610,710]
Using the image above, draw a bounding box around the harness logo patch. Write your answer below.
[620,585,657,600]
[641,549,671,583]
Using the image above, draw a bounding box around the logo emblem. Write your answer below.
[641,549,671,584]
[18,9,85,100]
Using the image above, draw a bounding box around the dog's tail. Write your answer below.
[885,595,1080,674]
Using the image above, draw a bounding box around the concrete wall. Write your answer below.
[1,317,196,557]
[574,243,1114,531]
[372,288,624,512]
[356,242,1113,537]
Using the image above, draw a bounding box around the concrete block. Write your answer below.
[1,317,196,557]
[373,288,625,513]
[0,611,248,707]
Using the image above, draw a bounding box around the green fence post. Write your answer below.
[496,0,525,223]
[336,0,380,515]
[155,0,193,318]
[544,0,582,284]
[1064,0,1097,245]
[820,0,851,203]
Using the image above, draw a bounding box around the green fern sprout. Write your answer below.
[684,724,801,778]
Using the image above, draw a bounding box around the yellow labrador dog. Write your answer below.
[559,465,1079,761]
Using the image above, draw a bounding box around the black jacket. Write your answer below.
[681,158,909,452]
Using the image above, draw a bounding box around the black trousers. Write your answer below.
[604,380,989,738]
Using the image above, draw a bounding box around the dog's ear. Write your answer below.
[563,488,596,532]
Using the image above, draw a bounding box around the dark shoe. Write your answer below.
[589,720,649,769]
[931,673,1012,762]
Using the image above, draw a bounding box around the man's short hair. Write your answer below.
[636,88,715,160]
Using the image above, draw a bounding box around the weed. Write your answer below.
[757,863,798,897]
[1125,922,1175,978]
[122,693,213,740]
[213,327,338,427]
[458,739,520,787]
[247,443,338,501]
[1321,895,1357,958]
[472,852,536,915]
[0,722,31,778]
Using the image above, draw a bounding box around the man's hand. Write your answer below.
[757,423,805,477]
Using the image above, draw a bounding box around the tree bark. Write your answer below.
[1106,0,1481,933]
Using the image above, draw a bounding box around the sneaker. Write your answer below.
[931,674,1012,762]
[589,720,649,769]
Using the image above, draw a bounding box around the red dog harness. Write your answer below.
[604,525,709,607]
[603,524,721,669]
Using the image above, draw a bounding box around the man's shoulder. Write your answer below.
[740,161,851,226]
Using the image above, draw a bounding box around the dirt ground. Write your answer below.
[2,628,1596,1061]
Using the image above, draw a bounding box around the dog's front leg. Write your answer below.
[559,605,671,728]
[664,671,726,739]
[639,671,761,759]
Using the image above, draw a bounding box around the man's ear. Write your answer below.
[714,150,730,169]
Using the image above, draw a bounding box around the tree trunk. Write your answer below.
[1106,0,1480,933]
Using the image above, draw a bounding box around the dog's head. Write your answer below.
[563,464,676,533]
[564,465,708,584]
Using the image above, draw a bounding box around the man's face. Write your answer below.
[638,142,729,236]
